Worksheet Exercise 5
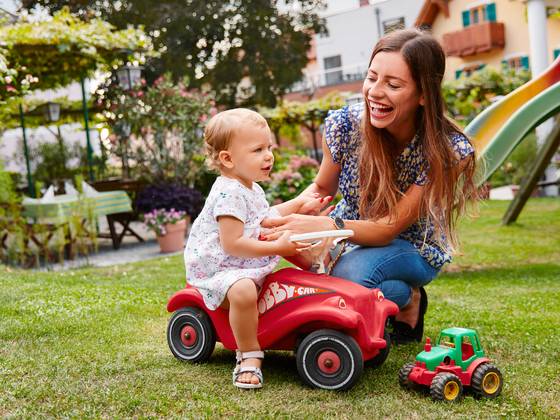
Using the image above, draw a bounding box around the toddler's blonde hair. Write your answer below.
[204,108,269,171]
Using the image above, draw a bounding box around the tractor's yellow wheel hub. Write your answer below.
[482,372,500,394]
[444,381,460,400]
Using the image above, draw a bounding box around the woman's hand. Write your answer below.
[261,214,334,239]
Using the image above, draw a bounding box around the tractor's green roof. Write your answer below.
[440,327,478,337]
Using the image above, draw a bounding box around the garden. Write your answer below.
[1,2,559,418]
[1,199,558,417]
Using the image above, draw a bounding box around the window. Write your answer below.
[455,63,486,79]
[501,55,529,71]
[438,334,456,348]
[383,17,405,34]
[554,49,560,60]
[323,55,343,86]
[462,2,496,27]
[461,336,475,361]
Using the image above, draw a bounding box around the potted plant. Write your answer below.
[136,183,204,253]
[142,208,188,253]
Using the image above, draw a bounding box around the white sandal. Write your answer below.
[232,350,264,390]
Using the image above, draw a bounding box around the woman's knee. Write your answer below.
[227,278,258,307]
[331,248,387,288]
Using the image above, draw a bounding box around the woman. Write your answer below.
[263,28,478,343]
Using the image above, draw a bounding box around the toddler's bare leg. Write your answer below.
[226,278,261,385]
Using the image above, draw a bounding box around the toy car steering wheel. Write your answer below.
[289,230,354,274]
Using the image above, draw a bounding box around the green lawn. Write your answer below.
[1,199,559,418]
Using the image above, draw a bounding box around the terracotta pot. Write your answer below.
[156,217,189,253]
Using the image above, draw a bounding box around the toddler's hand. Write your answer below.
[273,230,310,256]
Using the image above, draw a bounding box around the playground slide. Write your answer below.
[464,56,560,184]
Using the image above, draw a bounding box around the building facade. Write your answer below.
[417,0,560,80]
[285,0,423,101]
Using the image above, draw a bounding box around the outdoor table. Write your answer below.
[22,190,139,255]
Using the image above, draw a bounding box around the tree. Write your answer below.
[21,0,327,107]
[259,92,348,158]
[0,8,153,104]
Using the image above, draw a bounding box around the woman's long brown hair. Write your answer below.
[358,28,478,252]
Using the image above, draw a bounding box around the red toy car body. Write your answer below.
[167,267,398,390]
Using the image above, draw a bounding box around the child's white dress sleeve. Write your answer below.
[184,177,280,310]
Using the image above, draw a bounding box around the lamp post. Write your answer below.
[80,77,95,182]
[116,64,143,90]
[18,103,35,198]
[115,64,143,179]
[43,101,61,122]
[42,101,67,167]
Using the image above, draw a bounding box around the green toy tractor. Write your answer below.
[399,327,503,402]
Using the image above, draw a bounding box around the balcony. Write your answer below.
[289,64,368,94]
[443,21,505,57]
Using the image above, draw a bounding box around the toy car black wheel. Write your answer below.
[398,362,416,389]
[366,331,391,368]
[430,372,463,402]
[296,329,363,391]
[472,363,503,398]
[167,307,216,362]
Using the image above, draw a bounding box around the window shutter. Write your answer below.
[455,69,463,79]
[554,49,560,60]
[462,10,470,27]
[521,55,530,69]
[486,3,497,22]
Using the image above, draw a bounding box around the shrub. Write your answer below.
[443,66,530,125]
[263,150,319,204]
[135,183,204,219]
[489,132,538,188]
[96,73,215,185]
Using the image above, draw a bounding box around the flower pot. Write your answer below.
[156,218,189,253]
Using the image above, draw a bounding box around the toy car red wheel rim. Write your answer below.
[317,351,341,374]
[180,325,197,347]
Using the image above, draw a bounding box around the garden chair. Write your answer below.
[92,178,146,249]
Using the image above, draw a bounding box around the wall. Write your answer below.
[430,0,560,79]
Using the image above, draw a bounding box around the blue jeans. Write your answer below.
[331,239,439,308]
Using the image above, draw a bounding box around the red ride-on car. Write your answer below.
[166,230,398,391]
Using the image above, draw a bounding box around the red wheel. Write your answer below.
[296,329,363,391]
[167,307,215,362]
[180,325,197,347]
[317,350,341,374]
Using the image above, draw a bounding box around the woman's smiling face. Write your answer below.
[362,51,424,144]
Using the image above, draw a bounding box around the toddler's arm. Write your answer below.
[218,215,306,257]
[272,194,332,217]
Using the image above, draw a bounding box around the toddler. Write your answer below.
[184,108,326,389]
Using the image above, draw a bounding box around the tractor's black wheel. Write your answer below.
[471,363,503,398]
[430,372,463,402]
[398,362,416,389]
[366,331,391,368]
[167,307,216,362]
[296,329,363,391]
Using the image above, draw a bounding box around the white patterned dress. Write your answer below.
[184,176,280,310]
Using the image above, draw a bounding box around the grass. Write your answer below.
[1,198,559,418]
